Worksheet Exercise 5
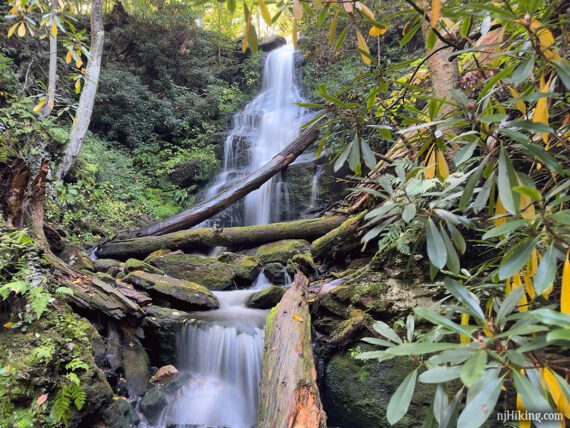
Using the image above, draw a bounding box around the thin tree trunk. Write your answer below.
[41,0,58,118]
[258,274,327,428]
[57,0,104,180]
[135,122,321,237]
[97,215,346,259]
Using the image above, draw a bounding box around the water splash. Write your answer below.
[204,45,306,226]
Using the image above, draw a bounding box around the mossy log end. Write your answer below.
[136,123,321,237]
[97,216,346,260]
[257,274,326,428]
[310,212,366,260]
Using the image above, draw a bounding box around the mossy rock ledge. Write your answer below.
[217,252,261,285]
[149,253,236,290]
[142,305,190,366]
[123,271,219,311]
[253,239,310,265]
[245,286,286,309]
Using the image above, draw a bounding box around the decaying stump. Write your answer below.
[258,273,327,428]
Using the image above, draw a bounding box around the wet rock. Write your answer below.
[254,239,310,265]
[245,286,286,309]
[124,271,219,311]
[124,258,164,275]
[140,386,167,423]
[323,344,433,427]
[142,305,189,366]
[290,253,318,277]
[259,35,287,52]
[114,280,153,306]
[263,262,288,284]
[60,244,94,272]
[120,334,150,397]
[101,398,140,428]
[94,258,121,273]
[149,253,236,290]
[95,271,116,284]
[150,365,179,385]
[217,252,261,285]
[144,248,172,263]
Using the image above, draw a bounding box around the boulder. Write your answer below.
[150,365,179,385]
[101,399,140,428]
[93,258,121,273]
[95,271,116,284]
[259,35,287,52]
[144,248,172,263]
[149,253,236,290]
[124,271,219,311]
[167,156,217,187]
[114,280,153,306]
[262,262,288,285]
[60,244,94,272]
[290,253,318,277]
[217,252,261,285]
[120,334,150,398]
[254,239,310,265]
[245,286,286,309]
[142,305,189,366]
[322,344,433,428]
[140,372,192,424]
[124,258,164,275]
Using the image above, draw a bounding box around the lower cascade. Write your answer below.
[148,290,268,427]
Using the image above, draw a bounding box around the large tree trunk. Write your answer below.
[135,123,321,237]
[98,215,345,259]
[258,274,326,428]
[41,0,58,118]
[57,0,104,180]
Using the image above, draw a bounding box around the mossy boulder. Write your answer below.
[101,398,140,428]
[217,252,261,285]
[95,271,116,284]
[263,262,289,284]
[120,334,150,397]
[290,253,317,277]
[245,286,286,309]
[124,271,219,311]
[142,305,190,366]
[124,258,164,275]
[93,258,121,273]
[143,248,172,263]
[254,239,310,265]
[149,253,236,290]
[322,344,433,428]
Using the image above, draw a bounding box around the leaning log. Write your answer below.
[257,274,326,428]
[97,215,345,260]
[310,212,366,260]
[136,122,321,237]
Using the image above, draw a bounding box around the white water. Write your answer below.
[205,45,306,226]
[153,290,268,427]
[309,164,324,209]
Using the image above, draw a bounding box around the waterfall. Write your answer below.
[309,164,324,209]
[204,45,306,226]
[153,290,268,427]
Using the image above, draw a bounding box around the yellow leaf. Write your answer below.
[292,0,303,20]
[505,277,511,295]
[7,22,19,37]
[494,196,507,227]
[512,272,528,311]
[430,0,441,28]
[51,21,57,37]
[258,0,272,27]
[292,19,298,48]
[75,56,83,68]
[523,271,535,300]
[508,87,526,114]
[436,149,449,180]
[425,146,436,178]
[356,31,371,65]
[535,25,560,61]
[533,74,550,145]
[48,98,55,110]
[355,2,375,20]
[75,79,81,94]
[18,22,26,37]
[542,368,570,418]
[369,26,387,37]
[65,49,73,63]
[3,322,13,329]
[530,249,538,276]
[517,394,531,428]
[33,99,46,113]
[293,315,303,322]
[561,250,570,314]
[460,313,470,344]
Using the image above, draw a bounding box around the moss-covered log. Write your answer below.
[136,122,321,236]
[257,274,326,428]
[310,212,366,260]
[97,216,345,259]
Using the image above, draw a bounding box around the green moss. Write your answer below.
[124,258,164,275]
[245,286,285,309]
[254,239,310,264]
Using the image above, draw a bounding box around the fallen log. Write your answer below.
[136,122,321,237]
[257,273,326,428]
[97,215,345,260]
[310,212,366,260]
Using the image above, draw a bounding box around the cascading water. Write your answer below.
[205,45,306,226]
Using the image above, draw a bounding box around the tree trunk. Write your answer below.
[98,215,345,259]
[57,0,104,180]
[135,122,321,237]
[258,274,326,428]
[41,0,58,118]
[310,212,366,260]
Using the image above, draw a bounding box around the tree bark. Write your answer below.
[57,0,104,180]
[41,0,58,118]
[135,122,321,237]
[257,274,326,428]
[98,215,345,259]
[310,212,366,260]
